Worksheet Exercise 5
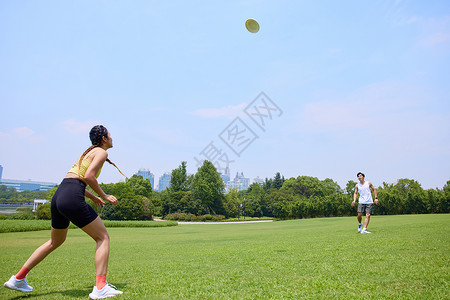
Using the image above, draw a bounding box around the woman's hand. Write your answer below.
[92,196,106,208]
[103,194,118,206]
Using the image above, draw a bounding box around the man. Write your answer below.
[352,172,379,234]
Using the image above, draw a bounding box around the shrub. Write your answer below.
[36,203,51,220]
[211,214,225,221]
[6,212,35,220]
[164,212,226,222]
[16,207,33,213]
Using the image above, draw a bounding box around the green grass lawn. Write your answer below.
[1,214,449,299]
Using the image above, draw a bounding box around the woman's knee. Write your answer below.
[93,230,110,244]
[50,236,66,249]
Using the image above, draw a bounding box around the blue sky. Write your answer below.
[1,0,449,190]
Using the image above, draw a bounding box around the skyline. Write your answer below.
[1,1,449,190]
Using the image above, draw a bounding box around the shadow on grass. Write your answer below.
[8,283,127,299]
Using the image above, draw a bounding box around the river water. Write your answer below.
[0,204,33,215]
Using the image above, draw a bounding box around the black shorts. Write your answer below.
[51,178,98,229]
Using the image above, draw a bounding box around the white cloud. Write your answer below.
[13,127,34,139]
[63,119,100,134]
[405,16,420,25]
[327,48,341,55]
[6,127,44,144]
[422,32,450,46]
[191,103,247,119]
[145,129,182,145]
[419,16,450,47]
[0,131,10,140]
[297,80,449,154]
[300,81,421,131]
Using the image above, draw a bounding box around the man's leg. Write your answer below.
[363,213,371,230]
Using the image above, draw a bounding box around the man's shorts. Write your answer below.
[357,203,373,214]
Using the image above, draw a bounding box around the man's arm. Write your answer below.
[352,184,358,206]
[369,181,379,205]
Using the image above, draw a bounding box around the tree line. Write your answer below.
[2,160,449,220]
[100,161,450,220]
[0,185,47,204]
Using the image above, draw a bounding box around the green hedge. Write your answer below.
[0,219,177,233]
[164,212,226,222]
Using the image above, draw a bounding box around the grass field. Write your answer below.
[1,214,449,299]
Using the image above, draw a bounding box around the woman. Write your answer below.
[4,125,124,299]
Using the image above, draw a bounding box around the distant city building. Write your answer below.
[0,179,56,192]
[226,172,250,191]
[253,176,264,184]
[220,166,231,184]
[136,168,155,190]
[0,165,3,180]
[158,172,172,192]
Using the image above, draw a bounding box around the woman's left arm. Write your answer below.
[85,189,105,208]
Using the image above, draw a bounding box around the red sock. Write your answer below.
[15,267,30,280]
[96,275,107,290]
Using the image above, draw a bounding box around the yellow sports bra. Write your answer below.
[68,149,103,179]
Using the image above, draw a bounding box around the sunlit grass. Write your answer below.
[1,214,448,299]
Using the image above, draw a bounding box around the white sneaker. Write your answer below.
[89,282,123,299]
[358,224,363,232]
[3,275,33,293]
[361,228,371,234]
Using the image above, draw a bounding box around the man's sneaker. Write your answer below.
[361,229,371,234]
[89,282,123,299]
[358,224,363,232]
[3,275,33,293]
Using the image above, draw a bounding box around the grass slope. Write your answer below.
[1,214,449,299]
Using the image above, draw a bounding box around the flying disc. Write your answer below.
[245,19,260,33]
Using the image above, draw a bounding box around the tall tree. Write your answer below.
[345,180,357,195]
[170,161,189,192]
[191,160,225,214]
[126,175,153,198]
[273,172,284,189]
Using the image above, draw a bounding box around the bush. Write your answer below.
[36,203,51,220]
[164,212,197,221]
[16,207,33,213]
[163,212,226,222]
[0,214,6,220]
[6,212,35,220]
[211,214,225,221]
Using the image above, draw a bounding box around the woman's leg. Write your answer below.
[22,227,69,271]
[81,216,110,276]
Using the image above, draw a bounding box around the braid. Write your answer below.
[106,158,127,178]
[77,145,98,177]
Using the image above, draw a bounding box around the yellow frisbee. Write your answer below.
[245,19,260,33]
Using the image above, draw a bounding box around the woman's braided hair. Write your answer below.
[77,125,126,177]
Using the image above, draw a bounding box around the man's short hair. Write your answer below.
[357,172,365,178]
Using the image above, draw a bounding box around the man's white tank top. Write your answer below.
[358,181,373,204]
